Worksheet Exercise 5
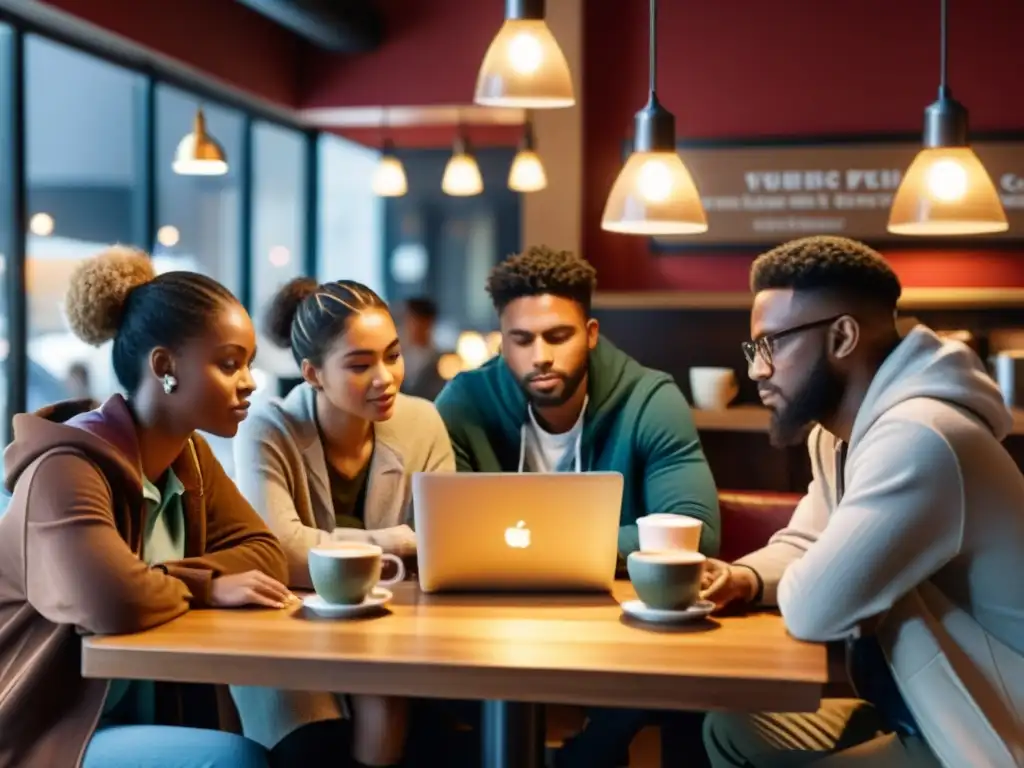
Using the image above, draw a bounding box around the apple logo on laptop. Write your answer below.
[504,520,531,549]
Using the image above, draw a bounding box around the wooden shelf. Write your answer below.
[694,406,1024,436]
[594,287,1024,312]
[692,406,771,433]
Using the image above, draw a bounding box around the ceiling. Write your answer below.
[234,0,383,52]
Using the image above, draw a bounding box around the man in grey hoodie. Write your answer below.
[702,236,1024,767]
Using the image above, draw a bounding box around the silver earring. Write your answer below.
[162,374,178,395]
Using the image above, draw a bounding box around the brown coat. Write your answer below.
[0,396,288,768]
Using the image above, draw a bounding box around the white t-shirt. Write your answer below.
[520,398,586,473]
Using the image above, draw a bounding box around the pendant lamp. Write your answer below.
[508,117,547,192]
[372,112,408,197]
[601,0,707,236]
[474,0,574,109]
[442,129,483,196]
[887,0,1007,236]
[173,107,228,176]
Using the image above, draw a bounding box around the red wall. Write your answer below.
[583,0,1024,291]
[40,0,304,106]
[301,0,501,109]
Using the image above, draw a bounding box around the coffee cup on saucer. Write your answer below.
[637,514,702,553]
[626,550,707,611]
[307,542,406,606]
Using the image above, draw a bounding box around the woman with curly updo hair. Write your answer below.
[0,246,312,767]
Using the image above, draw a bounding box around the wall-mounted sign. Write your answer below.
[651,137,1024,251]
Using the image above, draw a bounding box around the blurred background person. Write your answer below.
[399,297,445,401]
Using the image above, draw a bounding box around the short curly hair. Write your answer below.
[750,236,902,310]
[486,246,598,314]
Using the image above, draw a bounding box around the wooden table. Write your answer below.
[83,582,828,768]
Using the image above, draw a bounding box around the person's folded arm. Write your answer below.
[734,426,831,606]
[163,437,289,603]
[628,383,721,557]
[24,453,191,635]
[776,421,963,642]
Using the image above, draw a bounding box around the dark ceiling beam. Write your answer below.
[235,0,383,52]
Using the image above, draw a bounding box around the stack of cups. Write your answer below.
[627,515,707,611]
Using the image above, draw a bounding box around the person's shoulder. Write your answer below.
[383,393,448,438]
[435,363,495,415]
[11,448,110,520]
[237,390,306,446]
[392,392,444,424]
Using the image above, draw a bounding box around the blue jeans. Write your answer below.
[83,725,270,768]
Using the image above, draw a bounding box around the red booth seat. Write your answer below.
[717,490,800,564]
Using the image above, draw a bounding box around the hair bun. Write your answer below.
[264,277,319,349]
[64,245,156,346]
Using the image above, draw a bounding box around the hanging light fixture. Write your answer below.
[601,0,707,236]
[887,0,1007,236]
[173,107,228,176]
[372,111,408,197]
[474,0,575,109]
[508,115,547,192]
[442,127,484,196]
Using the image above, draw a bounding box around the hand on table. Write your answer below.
[700,559,759,612]
[209,571,297,609]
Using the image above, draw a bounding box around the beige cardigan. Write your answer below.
[233,382,455,588]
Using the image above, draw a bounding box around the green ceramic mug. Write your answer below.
[626,550,707,610]
[308,542,406,605]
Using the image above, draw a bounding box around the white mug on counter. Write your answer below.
[637,514,703,553]
[689,367,738,410]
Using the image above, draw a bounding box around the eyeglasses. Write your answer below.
[741,315,845,368]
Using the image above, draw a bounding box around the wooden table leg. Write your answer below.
[481,701,545,768]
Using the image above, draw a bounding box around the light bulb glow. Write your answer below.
[475,19,575,108]
[456,331,490,369]
[372,155,408,197]
[508,32,543,74]
[156,224,180,247]
[437,353,463,381]
[172,157,228,176]
[637,159,674,203]
[268,246,291,267]
[442,153,483,196]
[926,158,968,202]
[508,149,547,192]
[29,212,54,237]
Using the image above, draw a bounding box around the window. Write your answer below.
[318,134,385,295]
[24,36,146,408]
[247,120,308,408]
[252,121,307,321]
[155,85,244,294]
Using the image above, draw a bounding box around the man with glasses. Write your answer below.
[701,235,1024,767]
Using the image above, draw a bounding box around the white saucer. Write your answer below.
[620,599,715,624]
[302,587,393,618]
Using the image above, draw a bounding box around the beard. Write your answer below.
[519,360,589,409]
[764,350,845,448]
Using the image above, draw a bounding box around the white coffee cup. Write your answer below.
[637,514,703,553]
[689,367,738,410]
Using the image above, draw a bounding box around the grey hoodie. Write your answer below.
[738,324,1024,767]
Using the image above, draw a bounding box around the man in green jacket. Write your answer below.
[435,245,720,767]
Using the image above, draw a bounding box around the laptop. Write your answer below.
[412,472,623,593]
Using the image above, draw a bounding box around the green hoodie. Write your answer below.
[435,337,720,556]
